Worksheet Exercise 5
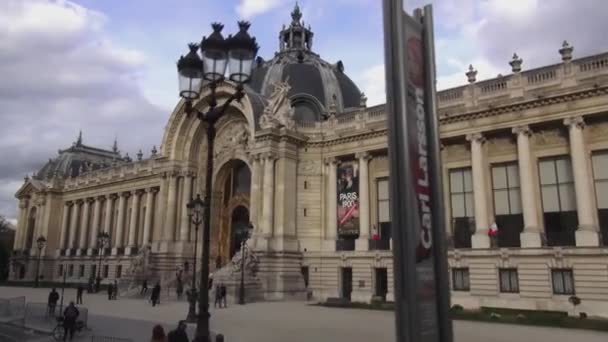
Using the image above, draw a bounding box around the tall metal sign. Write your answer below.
[382,2,452,342]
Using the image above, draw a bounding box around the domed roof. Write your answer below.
[35,132,123,179]
[248,4,364,122]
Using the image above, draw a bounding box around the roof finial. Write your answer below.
[466,64,477,83]
[509,53,523,73]
[76,130,82,146]
[559,40,574,62]
[137,149,143,161]
[291,2,302,24]
[151,145,158,158]
[112,136,118,153]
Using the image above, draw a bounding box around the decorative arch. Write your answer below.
[160,82,259,161]
[290,92,325,122]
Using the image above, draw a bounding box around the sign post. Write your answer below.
[382,2,452,341]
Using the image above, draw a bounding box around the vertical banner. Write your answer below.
[337,163,360,237]
[383,2,452,342]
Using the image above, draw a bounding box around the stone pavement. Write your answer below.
[1,286,608,342]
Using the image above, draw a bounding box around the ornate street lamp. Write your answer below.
[96,231,110,292]
[238,222,254,305]
[34,235,46,287]
[177,21,258,342]
[186,194,205,322]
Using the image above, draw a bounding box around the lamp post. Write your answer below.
[238,223,254,305]
[176,21,258,342]
[96,231,110,292]
[58,265,67,316]
[186,195,205,322]
[34,236,46,287]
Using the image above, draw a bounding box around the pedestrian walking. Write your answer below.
[208,273,213,290]
[62,301,79,341]
[141,279,148,295]
[214,284,221,308]
[167,320,189,342]
[87,277,94,293]
[76,284,84,304]
[151,324,168,342]
[47,288,59,316]
[151,282,161,307]
[220,283,227,308]
[107,282,113,300]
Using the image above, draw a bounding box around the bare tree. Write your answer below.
[0,215,13,231]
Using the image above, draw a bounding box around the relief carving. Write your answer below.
[487,137,516,155]
[534,129,566,146]
[214,121,251,159]
[298,160,321,174]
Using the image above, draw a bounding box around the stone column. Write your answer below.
[89,197,102,249]
[59,202,70,250]
[513,126,542,247]
[564,116,600,246]
[261,153,276,237]
[249,155,262,231]
[466,133,491,248]
[128,190,142,248]
[356,152,371,251]
[179,173,193,241]
[154,174,169,242]
[114,192,128,252]
[103,194,114,235]
[325,157,339,245]
[15,200,28,250]
[77,198,92,253]
[164,172,179,241]
[68,201,80,249]
[142,188,156,245]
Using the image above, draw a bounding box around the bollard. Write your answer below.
[215,334,224,342]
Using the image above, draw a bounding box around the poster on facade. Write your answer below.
[337,162,360,237]
[383,2,452,342]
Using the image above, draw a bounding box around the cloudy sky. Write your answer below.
[1,0,607,226]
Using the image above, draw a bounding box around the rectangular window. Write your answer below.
[116,265,122,279]
[90,264,97,279]
[449,168,474,248]
[551,269,575,295]
[78,265,85,278]
[592,152,608,245]
[102,265,109,278]
[452,268,470,291]
[68,264,74,277]
[539,157,577,246]
[492,163,524,247]
[58,264,64,277]
[376,178,392,243]
[304,180,308,189]
[499,268,519,293]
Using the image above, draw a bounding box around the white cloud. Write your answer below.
[236,0,284,19]
[356,64,385,107]
[0,0,166,222]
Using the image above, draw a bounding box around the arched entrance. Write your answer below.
[212,159,251,267]
[230,206,250,257]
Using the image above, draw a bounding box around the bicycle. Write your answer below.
[52,316,85,341]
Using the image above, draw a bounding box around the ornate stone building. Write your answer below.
[10,7,608,316]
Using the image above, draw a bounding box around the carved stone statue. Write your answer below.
[259,78,296,130]
[128,245,151,277]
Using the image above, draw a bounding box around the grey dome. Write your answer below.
[35,132,122,179]
[248,5,363,121]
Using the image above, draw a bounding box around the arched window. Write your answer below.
[292,97,321,123]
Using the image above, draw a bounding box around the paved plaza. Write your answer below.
[1,286,607,342]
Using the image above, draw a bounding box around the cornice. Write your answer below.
[439,86,608,125]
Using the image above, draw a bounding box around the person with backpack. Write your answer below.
[151,282,161,307]
[167,320,190,342]
[47,288,59,316]
[62,301,79,341]
[76,284,84,304]
[220,283,227,308]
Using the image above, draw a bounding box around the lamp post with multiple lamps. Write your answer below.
[176,21,258,342]
[186,195,205,322]
[238,223,254,305]
[34,236,46,287]
[96,231,110,292]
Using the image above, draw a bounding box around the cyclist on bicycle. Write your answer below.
[62,302,80,341]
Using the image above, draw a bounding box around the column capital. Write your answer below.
[466,132,486,144]
[355,152,372,161]
[132,189,145,196]
[75,199,84,204]
[120,191,131,198]
[324,156,341,166]
[107,193,118,200]
[261,152,277,161]
[564,116,585,129]
[65,200,73,206]
[512,125,532,137]
[85,198,95,204]
[146,187,159,193]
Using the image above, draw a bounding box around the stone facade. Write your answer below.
[9,9,608,317]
